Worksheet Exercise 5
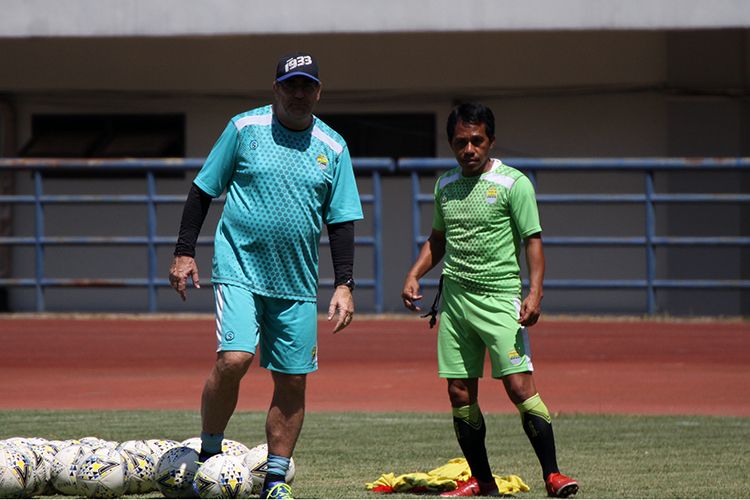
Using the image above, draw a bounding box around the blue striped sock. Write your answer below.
[266,454,291,478]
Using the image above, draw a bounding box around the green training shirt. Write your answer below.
[433,158,542,295]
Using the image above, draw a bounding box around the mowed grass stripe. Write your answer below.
[1,411,748,498]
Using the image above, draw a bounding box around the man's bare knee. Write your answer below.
[272,372,307,396]
[502,372,537,404]
[447,378,477,407]
[214,351,254,381]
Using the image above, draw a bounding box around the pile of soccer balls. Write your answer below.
[0,436,295,498]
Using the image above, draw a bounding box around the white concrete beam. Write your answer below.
[1,0,749,38]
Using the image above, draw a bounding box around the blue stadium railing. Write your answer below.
[0,158,395,313]
[401,157,750,314]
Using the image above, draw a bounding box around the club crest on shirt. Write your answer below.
[486,186,498,204]
[316,154,329,170]
[508,349,523,366]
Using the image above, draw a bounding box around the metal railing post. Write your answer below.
[645,169,656,314]
[33,170,45,312]
[410,171,421,263]
[372,170,383,313]
[146,171,158,312]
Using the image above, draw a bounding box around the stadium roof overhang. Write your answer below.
[2,0,750,38]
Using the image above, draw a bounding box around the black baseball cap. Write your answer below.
[275,52,320,83]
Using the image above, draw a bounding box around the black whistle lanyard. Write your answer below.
[420,274,444,329]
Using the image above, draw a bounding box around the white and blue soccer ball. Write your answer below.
[117,440,156,494]
[120,447,156,494]
[146,439,181,464]
[181,437,251,457]
[155,445,200,498]
[0,446,30,498]
[75,447,130,498]
[192,454,252,499]
[49,443,94,495]
[31,440,59,495]
[241,443,295,495]
[180,437,202,453]
[7,441,48,497]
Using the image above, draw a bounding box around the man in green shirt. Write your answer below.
[402,102,578,498]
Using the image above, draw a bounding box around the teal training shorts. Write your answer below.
[213,283,318,374]
[437,276,533,379]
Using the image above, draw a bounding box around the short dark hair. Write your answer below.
[446,102,495,142]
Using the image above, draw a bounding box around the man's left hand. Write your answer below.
[328,285,355,333]
[518,293,542,327]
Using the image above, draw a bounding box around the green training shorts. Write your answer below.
[437,276,533,379]
[213,283,318,374]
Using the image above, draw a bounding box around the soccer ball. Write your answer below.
[79,436,111,449]
[75,447,130,498]
[117,439,152,456]
[8,441,48,497]
[120,447,156,494]
[241,443,295,495]
[1,438,28,449]
[0,447,30,498]
[181,437,251,457]
[155,446,200,498]
[222,440,250,456]
[74,447,128,498]
[180,437,202,452]
[49,443,94,495]
[146,439,181,463]
[192,454,252,499]
[117,440,156,493]
[31,441,59,494]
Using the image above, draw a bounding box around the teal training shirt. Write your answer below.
[194,105,363,301]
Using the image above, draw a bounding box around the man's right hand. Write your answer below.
[169,255,201,301]
[401,276,423,312]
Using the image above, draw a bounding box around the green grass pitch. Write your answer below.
[1,410,748,498]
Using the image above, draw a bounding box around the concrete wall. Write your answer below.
[2,29,748,315]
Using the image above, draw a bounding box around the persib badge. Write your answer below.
[316,154,329,170]
[486,186,498,204]
[508,349,523,366]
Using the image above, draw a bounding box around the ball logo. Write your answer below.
[11,455,29,488]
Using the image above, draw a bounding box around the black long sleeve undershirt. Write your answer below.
[174,183,213,257]
[328,221,355,287]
